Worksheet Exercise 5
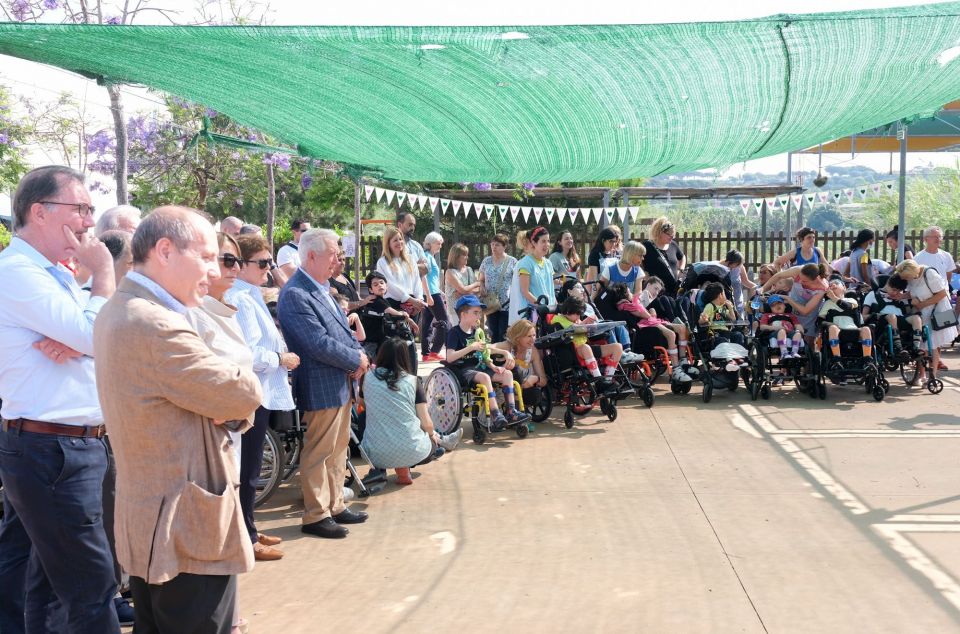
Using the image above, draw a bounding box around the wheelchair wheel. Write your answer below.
[702,380,714,404]
[516,423,529,438]
[818,381,827,400]
[563,410,575,429]
[425,367,464,435]
[472,422,487,445]
[900,361,921,386]
[680,381,693,395]
[255,427,286,508]
[639,386,655,408]
[527,385,553,423]
[872,385,885,401]
[606,402,618,422]
[928,378,944,394]
[761,382,771,400]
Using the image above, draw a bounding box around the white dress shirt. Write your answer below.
[376,255,423,303]
[0,237,105,425]
[225,279,295,411]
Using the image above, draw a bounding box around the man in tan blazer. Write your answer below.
[94,206,262,634]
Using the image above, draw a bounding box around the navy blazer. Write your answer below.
[278,269,362,411]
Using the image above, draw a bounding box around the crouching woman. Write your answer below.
[361,337,462,485]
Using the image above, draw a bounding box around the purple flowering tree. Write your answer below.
[0,83,31,201]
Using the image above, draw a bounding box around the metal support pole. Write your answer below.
[433,197,441,232]
[353,182,362,283]
[760,200,768,264]
[897,124,908,263]
[600,189,611,229]
[621,192,631,239]
[786,153,792,234]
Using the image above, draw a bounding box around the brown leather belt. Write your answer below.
[1,418,106,439]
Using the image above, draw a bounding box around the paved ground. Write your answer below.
[240,352,960,634]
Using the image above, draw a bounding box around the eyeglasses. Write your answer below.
[219,254,244,269]
[39,201,96,218]
[243,258,274,270]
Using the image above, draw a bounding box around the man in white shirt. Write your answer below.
[914,225,955,285]
[276,218,310,279]
[0,166,120,633]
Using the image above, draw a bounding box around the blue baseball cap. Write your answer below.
[455,294,487,312]
[767,294,786,306]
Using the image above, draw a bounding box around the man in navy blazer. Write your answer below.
[278,228,370,539]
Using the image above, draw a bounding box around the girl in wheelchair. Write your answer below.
[608,281,694,382]
[820,278,873,364]
[757,295,805,359]
[446,295,531,431]
[552,296,624,396]
[698,282,749,372]
[861,274,922,362]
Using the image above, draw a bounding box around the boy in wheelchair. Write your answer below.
[757,295,805,359]
[552,296,625,396]
[861,274,923,361]
[697,282,749,372]
[357,271,420,362]
[446,295,530,431]
[819,278,873,366]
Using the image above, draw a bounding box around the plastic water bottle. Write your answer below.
[751,295,761,312]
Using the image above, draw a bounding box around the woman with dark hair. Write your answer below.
[509,226,556,324]
[641,217,685,295]
[360,338,463,485]
[885,226,915,263]
[478,233,517,343]
[774,227,831,272]
[685,250,755,314]
[549,231,581,280]
[585,226,622,283]
[762,262,829,341]
[844,229,876,285]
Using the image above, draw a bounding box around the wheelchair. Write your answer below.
[425,362,528,445]
[747,301,819,401]
[869,314,929,389]
[814,310,888,402]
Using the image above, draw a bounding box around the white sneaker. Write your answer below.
[438,428,464,452]
[725,361,740,372]
[343,486,355,502]
[671,366,693,383]
[622,351,644,364]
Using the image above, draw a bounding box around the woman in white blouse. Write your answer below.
[376,226,427,370]
[225,233,300,562]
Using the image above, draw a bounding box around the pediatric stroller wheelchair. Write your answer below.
[686,292,755,403]
[748,298,818,401]
[424,360,528,445]
[815,302,888,401]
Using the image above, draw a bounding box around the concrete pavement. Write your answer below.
[239,356,960,633]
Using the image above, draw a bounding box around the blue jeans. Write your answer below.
[613,324,631,350]
[0,488,30,634]
[0,427,119,634]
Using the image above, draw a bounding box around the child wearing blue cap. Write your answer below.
[446,294,531,431]
[757,294,805,358]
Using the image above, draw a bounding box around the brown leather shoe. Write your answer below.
[257,533,282,546]
[253,542,284,561]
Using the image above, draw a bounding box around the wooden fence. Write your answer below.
[346,229,959,280]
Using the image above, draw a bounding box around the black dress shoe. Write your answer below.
[333,508,369,524]
[302,517,348,539]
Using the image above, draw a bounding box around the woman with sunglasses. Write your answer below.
[225,234,300,563]
[183,232,266,633]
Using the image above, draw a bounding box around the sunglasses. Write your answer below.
[219,254,244,269]
[243,258,274,270]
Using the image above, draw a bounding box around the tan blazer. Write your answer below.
[94,277,263,583]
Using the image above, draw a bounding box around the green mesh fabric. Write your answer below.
[2,3,960,181]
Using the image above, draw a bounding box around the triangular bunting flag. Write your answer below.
[843,188,855,202]
[533,207,543,222]
[499,206,508,221]
[884,181,895,192]
[831,191,842,202]
[509,206,519,221]
[373,187,385,203]
[484,206,493,220]
[739,200,750,214]
[556,207,567,223]
[870,183,882,195]
[395,192,406,208]
[604,209,614,224]
[777,195,789,209]
[417,194,428,209]
[765,197,777,209]
[628,206,640,221]
[439,199,450,214]
[364,185,374,201]
[427,197,438,211]
[385,189,396,205]
[521,206,531,222]
[452,200,462,216]
[544,208,554,222]
[817,192,829,204]
[485,204,495,216]
[791,194,803,210]
[805,193,816,206]
[857,186,868,199]
[569,208,580,223]
[752,199,764,212]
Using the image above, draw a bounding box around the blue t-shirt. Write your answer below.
[515,254,556,312]
[602,262,642,287]
[425,251,441,295]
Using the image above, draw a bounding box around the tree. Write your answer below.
[0,82,31,196]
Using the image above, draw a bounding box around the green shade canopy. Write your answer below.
[2,3,960,181]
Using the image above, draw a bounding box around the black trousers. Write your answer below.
[420,293,449,355]
[130,573,236,634]
[240,407,272,543]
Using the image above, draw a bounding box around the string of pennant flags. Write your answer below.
[364,181,899,225]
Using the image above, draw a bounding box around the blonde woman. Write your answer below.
[895,259,957,377]
[376,226,426,370]
[444,243,480,323]
[494,319,547,412]
[600,240,646,295]
[641,217,685,295]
